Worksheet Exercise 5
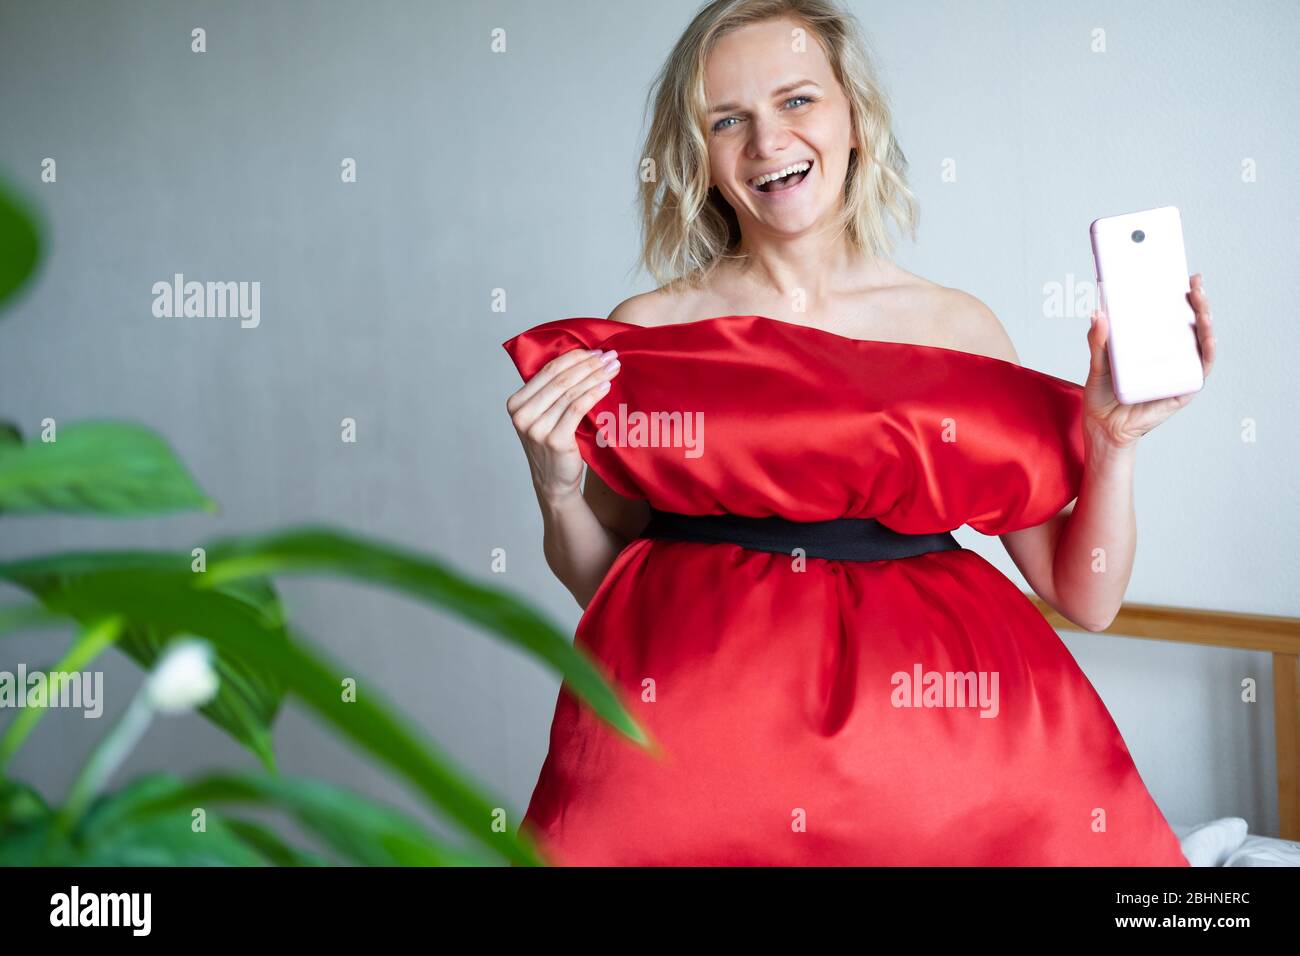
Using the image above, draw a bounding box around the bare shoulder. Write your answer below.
[606,287,685,329]
[876,265,1021,364]
[934,285,1021,365]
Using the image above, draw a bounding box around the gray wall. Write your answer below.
[1,0,1296,842]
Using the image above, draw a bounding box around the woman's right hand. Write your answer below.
[507,347,621,503]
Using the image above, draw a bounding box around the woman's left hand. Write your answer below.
[1083,272,1216,450]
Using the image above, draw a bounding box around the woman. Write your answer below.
[503,0,1213,865]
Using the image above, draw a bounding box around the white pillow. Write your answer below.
[1225,835,1300,867]
[1170,817,1249,867]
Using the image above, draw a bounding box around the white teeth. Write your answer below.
[749,161,811,187]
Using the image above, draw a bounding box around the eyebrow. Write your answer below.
[707,79,821,115]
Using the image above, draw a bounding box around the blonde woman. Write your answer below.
[504,0,1212,865]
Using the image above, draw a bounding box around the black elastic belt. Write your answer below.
[638,507,962,561]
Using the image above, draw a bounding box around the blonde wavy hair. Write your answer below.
[637,0,918,289]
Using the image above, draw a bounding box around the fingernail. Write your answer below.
[600,350,619,364]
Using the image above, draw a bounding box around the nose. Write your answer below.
[746,108,792,159]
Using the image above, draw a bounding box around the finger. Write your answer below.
[1189,272,1210,314]
[1087,310,1110,382]
[552,377,614,442]
[508,347,605,415]
[511,350,618,429]
[509,346,604,414]
[535,356,621,430]
[1194,298,1216,377]
[1186,273,1214,371]
[526,358,621,441]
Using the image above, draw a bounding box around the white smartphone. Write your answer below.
[1089,205,1204,404]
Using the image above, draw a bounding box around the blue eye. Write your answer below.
[711,94,815,133]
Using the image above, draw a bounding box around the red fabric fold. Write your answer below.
[503,314,1087,533]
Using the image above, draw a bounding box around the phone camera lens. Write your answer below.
[1131,229,1145,243]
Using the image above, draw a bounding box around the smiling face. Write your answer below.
[703,16,857,239]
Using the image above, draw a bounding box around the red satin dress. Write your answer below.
[502,314,1189,866]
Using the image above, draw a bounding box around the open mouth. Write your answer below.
[748,159,813,194]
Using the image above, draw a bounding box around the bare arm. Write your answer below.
[507,296,656,609]
[1045,438,1139,631]
[959,277,1215,631]
[507,346,624,609]
[535,469,649,610]
[1045,275,1214,629]
[533,477,627,611]
[1001,451,1138,633]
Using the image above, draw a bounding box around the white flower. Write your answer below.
[146,638,220,713]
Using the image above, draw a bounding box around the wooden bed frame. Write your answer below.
[1026,595,1300,841]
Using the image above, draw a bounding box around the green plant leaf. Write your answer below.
[0,775,270,866]
[118,621,281,771]
[0,601,66,636]
[221,817,330,866]
[0,615,123,772]
[68,772,194,834]
[0,778,51,830]
[0,554,544,865]
[199,525,654,751]
[114,772,500,866]
[0,174,41,313]
[61,773,287,866]
[0,551,284,770]
[0,421,217,516]
[71,812,269,866]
